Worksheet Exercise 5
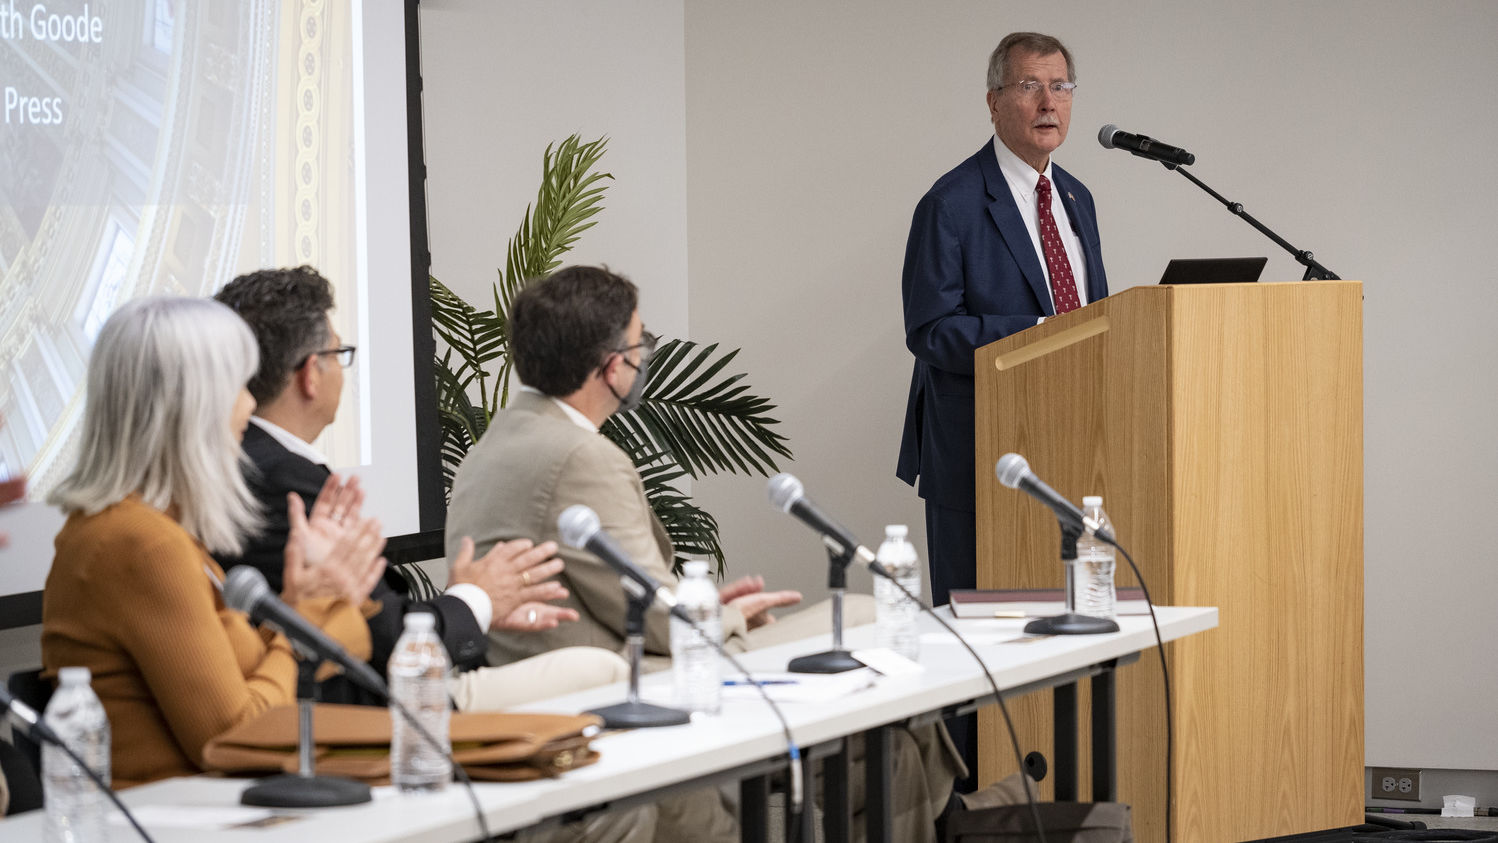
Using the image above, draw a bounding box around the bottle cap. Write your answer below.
[684,560,710,577]
[58,666,91,686]
[1082,496,1103,507]
[884,524,908,538]
[403,611,437,632]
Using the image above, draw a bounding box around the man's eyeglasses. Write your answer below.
[309,345,357,368]
[997,80,1077,100]
[614,330,658,365]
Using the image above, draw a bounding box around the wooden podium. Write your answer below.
[973,281,1364,842]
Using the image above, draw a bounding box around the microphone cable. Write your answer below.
[867,566,1048,843]
[0,692,157,843]
[1096,537,1173,843]
[761,477,1046,840]
[393,695,493,842]
[215,566,491,838]
[707,639,806,842]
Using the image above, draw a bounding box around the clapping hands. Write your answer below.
[449,536,580,632]
[281,473,386,606]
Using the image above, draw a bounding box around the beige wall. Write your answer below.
[424,1,1498,772]
[420,0,690,338]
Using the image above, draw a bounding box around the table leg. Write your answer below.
[863,726,894,843]
[739,774,769,843]
[823,742,851,843]
[1053,682,1078,801]
[1090,667,1117,802]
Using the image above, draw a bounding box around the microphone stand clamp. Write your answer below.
[241,645,372,807]
[587,578,692,728]
[787,543,864,674]
[1024,523,1120,636]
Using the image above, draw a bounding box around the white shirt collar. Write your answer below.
[518,385,597,432]
[249,416,329,467]
[993,134,1056,201]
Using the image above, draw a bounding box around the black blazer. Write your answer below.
[216,424,487,702]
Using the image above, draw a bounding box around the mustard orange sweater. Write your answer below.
[41,496,371,788]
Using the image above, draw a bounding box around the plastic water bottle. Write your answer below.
[874,524,922,661]
[42,666,110,843]
[1074,496,1117,619]
[671,560,722,714]
[388,612,452,791]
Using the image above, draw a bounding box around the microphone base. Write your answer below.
[787,649,864,674]
[587,700,692,729]
[241,773,372,808]
[1024,613,1120,636]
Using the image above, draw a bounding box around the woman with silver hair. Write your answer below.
[40,295,385,788]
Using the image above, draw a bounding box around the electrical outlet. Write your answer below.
[1371,767,1421,802]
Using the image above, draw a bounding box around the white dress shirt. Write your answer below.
[518,384,597,432]
[250,416,493,630]
[992,136,1090,321]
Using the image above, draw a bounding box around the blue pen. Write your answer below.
[723,679,798,686]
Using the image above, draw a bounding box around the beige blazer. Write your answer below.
[446,391,748,669]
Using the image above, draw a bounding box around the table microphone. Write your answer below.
[558,504,684,619]
[0,685,61,746]
[995,453,1115,543]
[767,473,887,575]
[2,684,158,842]
[223,566,388,698]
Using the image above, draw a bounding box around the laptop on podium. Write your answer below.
[1158,256,1268,284]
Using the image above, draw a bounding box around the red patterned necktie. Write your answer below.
[1036,174,1081,314]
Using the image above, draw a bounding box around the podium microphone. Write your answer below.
[995,453,1115,543]
[1098,123,1195,167]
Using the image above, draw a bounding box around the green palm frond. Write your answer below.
[434,350,488,498]
[391,561,439,602]
[497,135,613,329]
[604,444,725,577]
[432,134,614,482]
[603,339,792,479]
[431,277,507,417]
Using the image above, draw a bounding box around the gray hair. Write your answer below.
[987,32,1076,90]
[49,296,263,554]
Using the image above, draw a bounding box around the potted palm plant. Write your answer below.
[430,135,791,577]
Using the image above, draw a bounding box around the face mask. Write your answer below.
[607,354,647,414]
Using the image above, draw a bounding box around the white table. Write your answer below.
[0,606,1217,842]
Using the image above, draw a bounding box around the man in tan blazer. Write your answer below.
[446,266,964,843]
[446,266,811,671]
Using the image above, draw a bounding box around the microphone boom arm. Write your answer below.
[1167,163,1340,282]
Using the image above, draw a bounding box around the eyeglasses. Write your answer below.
[997,80,1077,100]
[310,345,357,368]
[613,330,658,366]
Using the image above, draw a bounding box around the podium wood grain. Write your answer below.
[973,281,1363,842]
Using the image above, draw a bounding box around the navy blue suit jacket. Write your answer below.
[897,139,1108,513]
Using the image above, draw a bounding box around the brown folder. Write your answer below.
[202,704,603,783]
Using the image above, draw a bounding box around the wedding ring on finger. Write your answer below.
[527,608,538,625]
[521,570,532,587]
